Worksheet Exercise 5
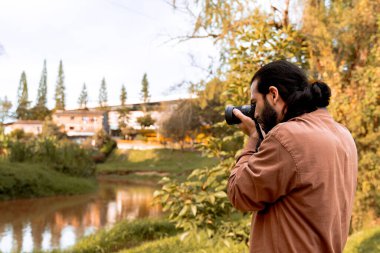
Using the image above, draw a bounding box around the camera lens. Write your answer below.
[225,104,254,125]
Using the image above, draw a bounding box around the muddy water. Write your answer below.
[0,180,162,252]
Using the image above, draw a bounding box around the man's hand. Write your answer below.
[233,109,257,138]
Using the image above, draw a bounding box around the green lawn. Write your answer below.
[97,149,218,177]
[0,161,97,200]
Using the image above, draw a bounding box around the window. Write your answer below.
[69,126,74,130]
[70,116,75,120]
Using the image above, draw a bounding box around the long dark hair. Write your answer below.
[252,60,331,122]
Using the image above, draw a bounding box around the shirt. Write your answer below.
[227,108,358,253]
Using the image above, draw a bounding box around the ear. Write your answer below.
[267,86,279,104]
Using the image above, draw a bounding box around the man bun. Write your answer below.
[310,81,331,108]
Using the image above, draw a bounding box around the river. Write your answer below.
[0,179,162,252]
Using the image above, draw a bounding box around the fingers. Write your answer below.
[233,108,256,137]
[233,109,250,123]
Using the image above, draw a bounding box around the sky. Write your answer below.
[0,0,219,109]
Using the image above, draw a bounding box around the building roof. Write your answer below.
[54,109,105,116]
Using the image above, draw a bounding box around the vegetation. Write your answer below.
[66,219,177,253]
[0,96,12,124]
[96,149,218,179]
[0,161,96,200]
[154,0,380,245]
[136,114,155,129]
[78,83,89,109]
[54,60,65,110]
[121,233,248,253]
[8,137,96,177]
[16,71,30,119]
[31,59,51,120]
[140,73,150,105]
[343,227,380,253]
[98,77,108,108]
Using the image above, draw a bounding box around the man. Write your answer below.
[227,60,358,253]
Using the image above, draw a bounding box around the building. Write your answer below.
[52,109,109,138]
[4,120,43,135]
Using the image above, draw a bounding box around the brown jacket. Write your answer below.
[228,109,358,253]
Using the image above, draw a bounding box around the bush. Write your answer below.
[154,159,250,243]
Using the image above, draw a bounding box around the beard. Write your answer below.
[257,97,279,134]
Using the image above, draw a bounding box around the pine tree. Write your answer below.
[118,84,129,134]
[16,71,30,119]
[78,83,88,109]
[54,60,65,110]
[140,73,150,104]
[120,84,127,106]
[29,59,51,120]
[36,59,48,107]
[98,78,108,108]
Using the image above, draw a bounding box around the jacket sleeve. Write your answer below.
[227,133,298,212]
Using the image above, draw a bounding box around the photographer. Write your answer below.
[227,60,357,253]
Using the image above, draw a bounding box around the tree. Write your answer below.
[36,59,48,108]
[30,59,51,120]
[140,73,150,111]
[137,114,155,129]
[54,60,65,110]
[158,100,199,149]
[78,83,89,109]
[98,78,108,108]
[16,71,30,119]
[120,84,127,106]
[0,96,12,124]
[118,84,129,137]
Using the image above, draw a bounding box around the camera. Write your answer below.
[225,104,255,125]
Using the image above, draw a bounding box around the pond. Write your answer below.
[0,179,162,252]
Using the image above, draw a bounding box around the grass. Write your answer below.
[63,219,177,253]
[0,161,97,200]
[120,233,248,253]
[97,149,218,181]
[344,226,380,253]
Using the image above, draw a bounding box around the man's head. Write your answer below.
[250,60,331,133]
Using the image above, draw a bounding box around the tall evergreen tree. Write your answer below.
[118,84,129,135]
[36,59,47,107]
[29,59,51,120]
[54,60,65,110]
[120,84,127,106]
[78,83,89,109]
[16,71,30,119]
[140,73,150,104]
[98,78,108,108]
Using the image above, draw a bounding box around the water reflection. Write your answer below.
[0,181,162,252]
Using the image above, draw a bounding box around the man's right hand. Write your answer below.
[233,109,257,138]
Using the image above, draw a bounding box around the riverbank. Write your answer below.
[0,161,97,200]
[96,149,218,184]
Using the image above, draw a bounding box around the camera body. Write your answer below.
[225,104,255,125]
